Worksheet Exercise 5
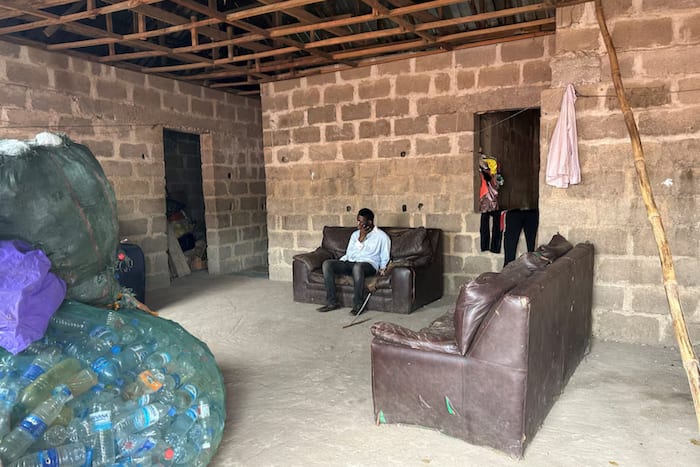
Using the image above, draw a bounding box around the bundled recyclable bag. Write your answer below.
[0,240,66,354]
[0,301,226,465]
[0,132,120,305]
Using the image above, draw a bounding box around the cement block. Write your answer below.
[593,310,661,345]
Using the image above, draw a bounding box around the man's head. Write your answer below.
[357,208,375,230]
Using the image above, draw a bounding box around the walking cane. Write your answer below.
[342,292,372,329]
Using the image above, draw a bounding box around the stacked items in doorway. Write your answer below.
[0,132,225,466]
[166,198,207,278]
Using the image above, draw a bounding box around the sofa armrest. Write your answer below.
[293,248,333,271]
[370,321,458,354]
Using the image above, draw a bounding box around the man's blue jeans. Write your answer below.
[322,259,376,308]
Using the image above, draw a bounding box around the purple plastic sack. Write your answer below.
[0,240,66,354]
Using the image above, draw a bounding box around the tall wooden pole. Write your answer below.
[593,0,700,430]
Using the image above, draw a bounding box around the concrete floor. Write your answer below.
[148,271,700,467]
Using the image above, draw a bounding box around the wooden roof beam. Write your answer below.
[11,3,262,79]
[169,0,357,69]
[359,0,446,50]
[0,0,77,21]
[135,2,553,73]
[255,0,352,38]
[332,17,555,60]
[0,0,164,35]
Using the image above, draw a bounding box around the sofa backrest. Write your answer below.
[453,234,574,355]
[320,225,440,265]
[465,242,592,369]
[321,226,355,259]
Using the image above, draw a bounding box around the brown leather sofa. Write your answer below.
[370,235,594,457]
[293,226,443,314]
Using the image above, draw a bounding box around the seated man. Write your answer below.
[317,208,391,315]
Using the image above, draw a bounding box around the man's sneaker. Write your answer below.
[317,303,341,313]
[349,306,361,316]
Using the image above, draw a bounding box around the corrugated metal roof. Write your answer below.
[0,0,564,95]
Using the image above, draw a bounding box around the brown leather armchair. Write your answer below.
[370,235,594,457]
[293,226,443,314]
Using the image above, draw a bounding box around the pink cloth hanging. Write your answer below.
[546,84,581,188]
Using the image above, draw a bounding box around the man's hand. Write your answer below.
[378,268,387,276]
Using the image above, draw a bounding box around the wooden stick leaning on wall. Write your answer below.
[593,0,700,431]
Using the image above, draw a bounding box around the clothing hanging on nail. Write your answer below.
[546,83,581,188]
[478,155,504,253]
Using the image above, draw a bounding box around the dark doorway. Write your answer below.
[473,109,540,212]
[163,129,207,275]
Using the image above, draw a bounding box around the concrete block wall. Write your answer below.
[0,42,266,293]
[262,2,700,345]
[262,36,553,288]
[538,1,700,345]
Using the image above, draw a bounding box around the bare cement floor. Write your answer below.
[148,272,700,467]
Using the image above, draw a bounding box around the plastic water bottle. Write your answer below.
[91,355,121,385]
[116,432,160,459]
[112,341,156,372]
[41,424,70,447]
[18,348,62,389]
[15,358,81,415]
[89,388,116,466]
[122,369,171,400]
[8,442,88,467]
[188,399,214,463]
[102,312,140,345]
[0,354,16,379]
[65,417,92,443]
[112,402,175,435]
[0,377,20,438]
[171,440,198,465]
[49,314,91,335]
[165,405,198,448]
[150,444,175,466]
[143,351,172,370]
[87,325,120,353]
[0,385,74,462]
[172,383,198,411]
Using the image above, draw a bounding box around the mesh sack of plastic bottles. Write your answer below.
[0,300,226,466]
[0,132,120,305]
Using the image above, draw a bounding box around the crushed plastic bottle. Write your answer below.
[88,387,116,466]
[112,402,175,436]
[8,442,88,467]
[0,385,75,463]
[0,376,20,438]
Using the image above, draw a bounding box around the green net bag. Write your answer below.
[0,132,120,305]
[0,301,226,465]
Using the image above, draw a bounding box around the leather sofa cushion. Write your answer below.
[389,227,432,266]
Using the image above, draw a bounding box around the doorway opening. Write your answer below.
[163,129,207,278]
[473,108,540,212]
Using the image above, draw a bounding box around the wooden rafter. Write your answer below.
[0,0,559,93]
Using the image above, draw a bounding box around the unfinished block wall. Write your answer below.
[262,1,700,345]
[262,36,553,289]
[0,42,266,292]
[538,1,700,344]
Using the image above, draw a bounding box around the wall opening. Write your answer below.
[163,129,208,277]
[473,108,541,212]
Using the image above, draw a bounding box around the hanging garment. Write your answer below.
[478,155,500,213]
[546,84,581,188]
[503,209,539,266]
[480,211,502,253]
